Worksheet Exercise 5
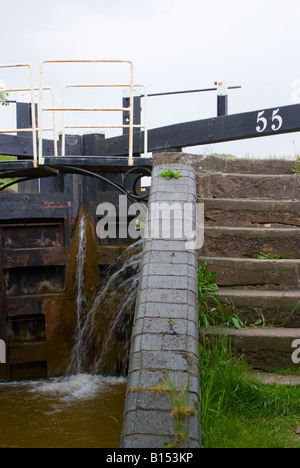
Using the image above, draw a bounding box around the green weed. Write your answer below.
[0,155,18,190]
[158,168,182,180]
[198,263,246,329]
[135,219,145,231]
[258,252,284,260]
[0,90,9,106]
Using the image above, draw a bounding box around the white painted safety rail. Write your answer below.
[2,87,58,158]
[60,83,148,158]
[0,64,38,167]
[39,60,147,166]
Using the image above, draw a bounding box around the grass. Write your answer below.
[158,168,182,180]
[258,252,284,260]
[198,262,300,328]
[291,156,300,174]
[198,263,300,447]
[0,155,18,190]
[130,378,198,448]
[213,152,237,159]
[199,336,300,448]
[198,263,246,329]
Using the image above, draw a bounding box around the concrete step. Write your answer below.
[154,153,298,175]
[250,372,299,386]
[198,257,300,290]
[214,288,300,328]
[197,173,300,200]
[201,227,300,259]
[200,198,300,228]
[199,327,300,372]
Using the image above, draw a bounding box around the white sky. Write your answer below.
[1,0,300,158]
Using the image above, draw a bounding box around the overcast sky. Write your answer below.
[1,0,300,158]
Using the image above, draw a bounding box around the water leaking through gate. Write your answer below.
[68,211,143,377]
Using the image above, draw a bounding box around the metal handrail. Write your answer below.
[39,60,137,166]
[0,64,37,166]
[60,83,148,157]
[0,87,58,157]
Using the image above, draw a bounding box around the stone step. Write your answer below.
[154,153,298,175]
[200,198,300,228]
[250,372,299,386]
[201,227,300,259]
[198,257,300,290]
[214,288,300,328]
[199,327,300,372]
[197,173,300,200]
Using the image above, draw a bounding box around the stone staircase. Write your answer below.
[194,155,300,372]
[153,153,300,372]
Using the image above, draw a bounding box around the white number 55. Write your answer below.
[256,108,283,133]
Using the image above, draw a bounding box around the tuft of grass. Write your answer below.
[213,153,237,159]
[0,155,18,190]
[0,90,9,106]
[291,156,300,174]
[200,336,300,448]
[198,263,246,329]
[258,252,284,260]
[170,396,197,419]
[159,168,182,180]
[198,263,219,301]
[135,219,145,231]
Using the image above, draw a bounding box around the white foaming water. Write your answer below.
[28,374,126,402]
[0,374,127,447]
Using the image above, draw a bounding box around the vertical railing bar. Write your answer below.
[39,62,44,165]
[28,64,38,168]
[128,62,134,166]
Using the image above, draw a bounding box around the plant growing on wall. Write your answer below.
[258,252,284,259]
[0,89,9,106]
[159,168,182,180]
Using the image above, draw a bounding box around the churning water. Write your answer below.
[0,216,143,448]
[0,375,127,448]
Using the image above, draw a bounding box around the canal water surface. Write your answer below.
[0,374,127,448]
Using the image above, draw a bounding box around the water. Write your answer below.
[0,375,127,448]
[69,214,88,374]
[85,239,143,375]
[0,216,143,447]
[68,222,143,375]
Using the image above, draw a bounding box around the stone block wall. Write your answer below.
[120,164,201,448]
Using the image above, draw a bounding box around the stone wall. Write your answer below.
[120,164,201,449]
